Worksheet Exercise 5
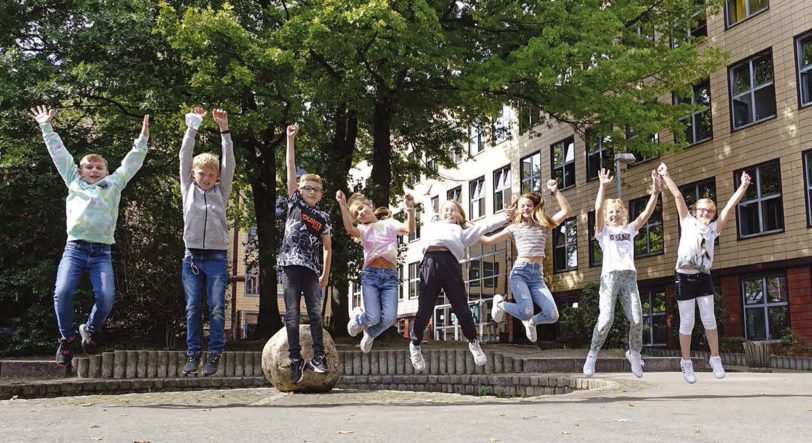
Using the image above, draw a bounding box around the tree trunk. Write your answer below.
[251,175,284,339]
[369,97,393,205]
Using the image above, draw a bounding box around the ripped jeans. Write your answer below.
[182,249,228,356]
[503,261,559,325]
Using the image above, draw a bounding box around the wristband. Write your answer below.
[220,130,230,135]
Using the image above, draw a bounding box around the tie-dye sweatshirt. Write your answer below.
[40,123,148,245]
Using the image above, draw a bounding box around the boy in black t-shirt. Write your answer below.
[278,125,332,384]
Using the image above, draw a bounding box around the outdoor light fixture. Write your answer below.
[614,153,637,199]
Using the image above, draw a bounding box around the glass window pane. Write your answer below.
[761,197,783,232]
[766,276,787,303]
[738,202,760,236]
[802,71,812,106]
[743,278,764,305]
[753,85,776,121]
[696,110,712,141]
[653,316,667,344]
[733,94,753,127]
[753,56,773,86]
[802,37,812,67]
[768,306,789,340]
[745,308,766,340]
[732,63,751,94]
[759,162,781,196]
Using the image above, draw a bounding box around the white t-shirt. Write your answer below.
[676,216,719,275]
[597,223,638,275]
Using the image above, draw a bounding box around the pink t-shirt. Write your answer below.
[358,218,400,268]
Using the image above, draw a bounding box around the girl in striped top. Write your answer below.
[479,179,572,342]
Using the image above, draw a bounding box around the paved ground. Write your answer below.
[1,371,810,442]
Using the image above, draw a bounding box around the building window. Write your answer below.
[736,160,783,238]
[242,312,258,339]
[641,288,667,346]
[409,206,422,242]
[672,0,707,47]
[245,268,259,296]
[408,262,420,300]
[520,152,542,194]
[625,127,660,164]
[674,79,712,145]
[679,177,718,243]
[493,166,512,213]
[518,103,541,135]
[726,0,768,28]
[551,137,576,189]
[588,211,602,267]
[431,196,439,214]
[450,147,464,164]
[465,238,511,304]
[805,150,812,226]
[351,281,362,309]
[586,130,613,181]
[469,121,485,155]
[398,266,405,301]
[469,176,486,220]
[628,196,664,257]
[553,217,578,272]
[743,274,789,341]
[729,51,775,130]
[447,186,461,204]
[797,32,812,107]
[492,104,511,145]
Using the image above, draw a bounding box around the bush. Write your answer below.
[719,336,747,354]
[557,283,631,349]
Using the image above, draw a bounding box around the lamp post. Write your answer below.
[614,153,637,199]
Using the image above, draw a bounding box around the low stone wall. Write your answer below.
[73,351,263,379]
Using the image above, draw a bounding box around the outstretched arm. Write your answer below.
[335,190,361,238]
[212,109,235,198]
[286,125,299,198]
[180,107,205,191]
[395,194,416,234]
[632,170,662,231]
[717,171,751,231]
[548,179,573,226]
[479,229,512,245]
[594,168,612,234]
[110,114,150,189]
[29,105,78,186]
[657,162,689,221]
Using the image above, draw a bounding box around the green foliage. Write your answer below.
[557,283,631,349]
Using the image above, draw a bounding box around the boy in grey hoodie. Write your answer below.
[178,107,235,376]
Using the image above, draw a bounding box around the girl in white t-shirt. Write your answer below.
[658,162,751,384]
[336,191,415,353]
[583,168,661,378]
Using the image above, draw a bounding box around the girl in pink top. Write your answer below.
[336,191,415,352]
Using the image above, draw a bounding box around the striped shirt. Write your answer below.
[507,222,548,257]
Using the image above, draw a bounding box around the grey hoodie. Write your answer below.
[179,123,235,251]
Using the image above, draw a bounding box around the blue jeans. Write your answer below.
[355,267,399,338]
[53,240,115,340]
[182,249,228,356]
[504,261,559,324]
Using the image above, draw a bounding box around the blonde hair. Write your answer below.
[347,193,375,223]
[441,200,471,228]
[603,199,629,225]
[299,173,322,185]
[192,153,220,172]
[694,198,717,213]
[512,192,557,228]
[79,154,108,169]
[374,206,391,220]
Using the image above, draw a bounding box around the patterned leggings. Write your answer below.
[589,270,643,352]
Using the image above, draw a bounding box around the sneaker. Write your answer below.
[468,339,487,366]
[290,357,305,384]
[307,353,328,373]
[583,350,598,377]
[360,331,374,353]
[347,307,364,337]
[409,342,426,371]
[78,323,98,355]
[491,294,505,323]
[182,353,201,374]
[523,319,537,342]
[625,350,644,378]
[55,337,75,366]
[680,359,697,384]
[709,355,726,379]
[202,353,221,376]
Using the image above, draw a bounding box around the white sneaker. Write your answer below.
[491,294,505,323]
[583,350,598,377]
[409,342,426,371]
[347,307,363,337]
[625,350,644,378]
[360,331,374,353]
[681,359,697,384]
[522,319,537,342]
[709,355,726,379]
[468,339,487,366]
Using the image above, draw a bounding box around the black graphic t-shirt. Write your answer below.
[276,190,332,275]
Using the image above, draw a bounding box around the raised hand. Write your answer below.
[597,168,613,187]
[212,108,228,131]
[504,201,517,220]
[336,190,346,205]
[651,169,662,192]
[740,171,751,187]
[28,105,56,124]
[191,106,207,117]
[287,124,298,138]
[404,193,415,208]
[141,114,150,138]
[657,162,669,177]
[546,179,559,193]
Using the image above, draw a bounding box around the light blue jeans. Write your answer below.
[182,249,228,356]
[355,267,399,338]
[53,240,116,339]
[504,261,559,324]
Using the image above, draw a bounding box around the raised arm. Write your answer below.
[180,107,205,191]
[212,109,235,198]
[286,124,298,197]
[109,114,149,189]
[657,162,689,221]
[632,170,662,231]
[594,168,612,234]
[335,190,361,238]
[548,179,573,226]
[717,171,751,231]
[394,194,416,234]
[29,105,78,186]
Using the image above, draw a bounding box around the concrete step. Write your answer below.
[0,360,70,379]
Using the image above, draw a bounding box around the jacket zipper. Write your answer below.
[202,191,208,249]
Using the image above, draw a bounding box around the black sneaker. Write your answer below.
[290,358,305,384]
[55,337,75,366]
[307,353,328,373]
[182,353,201,375]
[78,324,98,355]
[202,353,221,376]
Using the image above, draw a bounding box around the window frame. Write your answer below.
[628,195,664,258]
[587,211,602,268]
[493,165,512,213]
[735,159,784,239]
[678,177,719,244]
[469,176,486,220]
[447,186,462,204]
[551,137,576,190]
[408,205,422,242]
[586,130,613,182]
[805,150,812,227]
[742,273,789,341]
[725,0,769,29]
[728,49,776,131]
[674,78,713,146]
[553,216,578,273]
[671,0,707,48]
[641,287,668,346]
[520,151,542,194]
[795,31,812,109]
[408,262,420,300]
[469,121,485,156]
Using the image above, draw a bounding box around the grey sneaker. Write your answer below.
[202,353,221,376]
[360,331,374,353]
[523,318,537,342]
[308,353,328,373]
[409,342,426,371]
[583,350,598,377]
[182,353,201,375]
[55,337,75,366]
[625,350,644,378]
[78,324,98,355]
[347,307,364,337]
